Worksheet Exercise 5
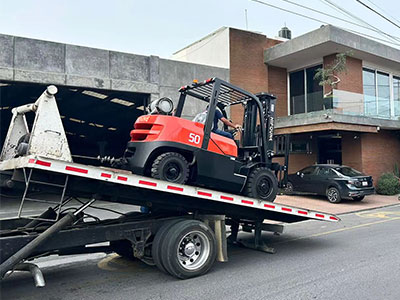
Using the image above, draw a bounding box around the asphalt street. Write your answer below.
[1,204,400,300]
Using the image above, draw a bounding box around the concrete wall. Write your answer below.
[0,34,229,119]
[171,27,230,69]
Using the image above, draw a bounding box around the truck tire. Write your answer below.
[326,186,342,203]
[245,167,278,202]
[160,219,217,279]
[152,219,183,273]
[151,152,189,184]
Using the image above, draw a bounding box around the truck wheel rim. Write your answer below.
[164,162,181,181]
[177,230,210,271]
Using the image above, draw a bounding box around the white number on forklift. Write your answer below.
[189,133,201,144]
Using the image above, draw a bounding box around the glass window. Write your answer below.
[289,70,305,114]
[300,166,317,175]
[394,76,400,118]
[377,72,390,117]
[363,68,376,116]
[306,65,324,112]
[289,65,323,115]
[334,167,364,177]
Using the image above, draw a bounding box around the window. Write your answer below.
[289,65,323,115]
[362,68,400,119]
[318,167,336,177]
[289,70,305,114]
[290,140,310,154]
[300,166,317,175]
[377,72,390,117]
[394,76,400,118]
[363,68,376,116]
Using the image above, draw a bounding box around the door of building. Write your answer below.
[317,135,342,164]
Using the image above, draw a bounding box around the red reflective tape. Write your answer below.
[36,160,51,167]
[282,207,292,212]
[167,185,184,192]
[264,204,275,209]
[298,210,308,215]
[139,180,157,187]
[65,166,88,174]
[101,173,112,178]
[329,216,338,221]
[316,214,325,218]
[221,195,234,201]
[117,176,127,181]
[28,158,35,164]
[241,200,254,205]
[198,191,212,197]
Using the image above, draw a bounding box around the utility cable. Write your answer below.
[364,0,400,25]
[275,0,395,38]
[355,0,400,30]
[320,0,400,43]
[249,0,400,47]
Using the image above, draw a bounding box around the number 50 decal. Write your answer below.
[189,133,201,144]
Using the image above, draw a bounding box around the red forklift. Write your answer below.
[122,78,286,202]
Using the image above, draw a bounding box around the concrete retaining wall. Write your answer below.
[0,34,229,118]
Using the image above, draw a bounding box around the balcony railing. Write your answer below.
[328,89,400,120]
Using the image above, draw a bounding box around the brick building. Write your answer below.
[173,25,400,183]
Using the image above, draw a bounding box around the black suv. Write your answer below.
[285,164,375,203]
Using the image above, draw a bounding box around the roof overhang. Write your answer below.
[275,109,400,134]
[264,25,400,71]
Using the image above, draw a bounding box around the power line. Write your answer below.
[249,0,400,47]
[355,0,400,30]
[320,0,400,43]
[364,0,400,25]
[275,0,400,41]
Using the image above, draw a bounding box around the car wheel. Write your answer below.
[284,181,294,194]
[352,196,365,201]
[245,167,278,202]
[151,152,189,184]
[326,187,342,203]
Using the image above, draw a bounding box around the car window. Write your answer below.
[318,167,337,177]
[334,167,364,177]
[301,166,316,175]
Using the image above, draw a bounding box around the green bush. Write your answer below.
[376,173,400,195]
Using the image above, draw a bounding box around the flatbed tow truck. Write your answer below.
[0,83,339,287]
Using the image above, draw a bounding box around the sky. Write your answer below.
[0,0,399,58]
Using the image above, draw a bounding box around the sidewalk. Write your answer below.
[275,193,400,215]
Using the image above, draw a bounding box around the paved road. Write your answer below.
[1,204,400,300]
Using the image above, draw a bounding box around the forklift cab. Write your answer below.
[175,78,277,168]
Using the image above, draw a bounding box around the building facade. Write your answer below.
[0,34,229,159]
[173,25,400,183]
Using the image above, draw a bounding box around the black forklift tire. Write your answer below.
[152,219,183,273]
[151,152,189,184]
[110,240,135,260]
[352,195,365,201]
[245,167,278,202]
[326,186,342,203]
[160,219,217,279]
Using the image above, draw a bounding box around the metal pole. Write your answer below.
[0,199,95,279]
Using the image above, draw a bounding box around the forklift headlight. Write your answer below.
[148,97,174,115]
